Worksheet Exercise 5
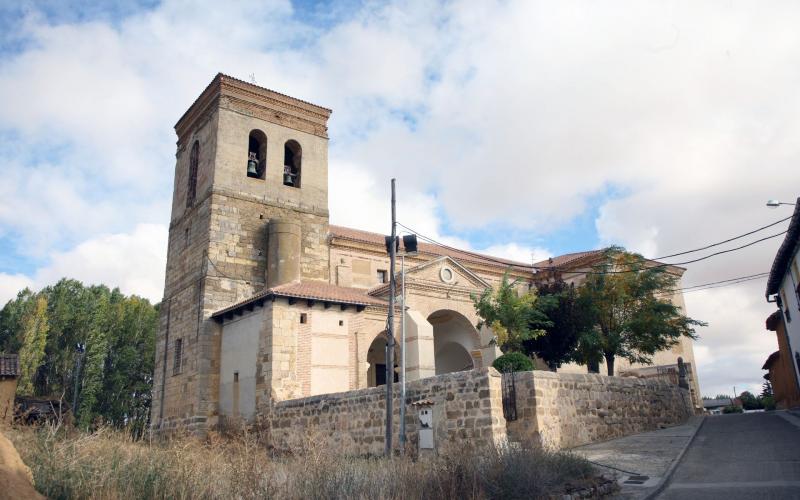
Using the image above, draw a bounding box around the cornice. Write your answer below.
[175,73,332,146]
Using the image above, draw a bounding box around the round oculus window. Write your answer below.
[440,266,455,284]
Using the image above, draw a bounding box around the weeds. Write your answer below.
[7,425,593,500]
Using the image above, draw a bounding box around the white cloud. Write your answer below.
[0,273,34,305]
[0,224,167,304]
[2,0,799,398]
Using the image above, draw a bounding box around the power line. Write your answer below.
[654,215,793,260]
[678,272,769,291]
[398,221,787,276]
[396,222,530,269]
[678,275,768,294]
[535,230,786,275]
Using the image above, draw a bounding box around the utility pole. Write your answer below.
[385,178,397,457]
[399,254,406,451]
[72,342,86,416]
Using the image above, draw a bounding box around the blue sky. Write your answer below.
[2,0,800,397]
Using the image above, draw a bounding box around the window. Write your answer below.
[283,140,301,187]
[186,141,199,207]
[184,227,190,248]
[781,289,791,322]
[377,270,388,284]
[173,338,183,375]
[247,130,267,179]
[233,371,239,383]
[339,320,344,326]
[300,313,307,324]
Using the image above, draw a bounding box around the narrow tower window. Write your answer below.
[186,141,199,207]
[247,130,267,179]
[283,140,301,187]
[173,338,183,375]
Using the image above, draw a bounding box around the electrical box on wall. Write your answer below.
[417,405,434,450]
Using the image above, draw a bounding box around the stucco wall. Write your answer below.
[219,308,263,420]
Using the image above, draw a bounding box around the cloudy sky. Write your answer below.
[1,0,798,398]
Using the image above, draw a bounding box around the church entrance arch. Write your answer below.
[366,333,399,387]
[427,310,480,375]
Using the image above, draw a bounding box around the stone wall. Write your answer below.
[262,368,506,456]
[508,371,693,449]
[254,368,691,455]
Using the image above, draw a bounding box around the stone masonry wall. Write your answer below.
[255,368,691,455]
[263,368,506,456]
[508,371,693,449]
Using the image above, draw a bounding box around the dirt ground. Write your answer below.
[0,429,43,500]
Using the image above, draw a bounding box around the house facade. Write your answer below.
[150,74,702,432]
[765,200,800,409]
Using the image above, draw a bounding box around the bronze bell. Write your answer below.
[283,166,294,186]
[247,153,259,177]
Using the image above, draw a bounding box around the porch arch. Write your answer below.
[427,309,481,375]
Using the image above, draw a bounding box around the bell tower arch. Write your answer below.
[151,74,332,433]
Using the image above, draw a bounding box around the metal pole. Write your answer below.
[72,343,85,416]
[385,178,397,456]
[399,254,407,451]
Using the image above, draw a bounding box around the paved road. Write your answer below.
[658,412,800,499]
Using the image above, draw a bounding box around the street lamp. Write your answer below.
[766,199,797,208]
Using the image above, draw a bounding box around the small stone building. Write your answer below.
[0,354,19,427]
[150,74,702,433]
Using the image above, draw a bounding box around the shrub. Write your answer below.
[492,352,534,373]
[722,405,743,414]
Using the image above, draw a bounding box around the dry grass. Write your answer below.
[6,425,593,500]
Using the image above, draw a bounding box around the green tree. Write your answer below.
[0,279,158,434]
[739,391,762,411]
[577,247,705,376]
[0,288,36,353]
[77,294,112,428]
[17,296,49,395]
[523,281,593,370]
[473,274,549,353]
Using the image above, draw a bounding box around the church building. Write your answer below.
[151,74,701,432]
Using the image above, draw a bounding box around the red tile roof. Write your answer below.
[532,250,604,269]
[211,281,386,319]
[0,354,18,377]
[329,225,532,271]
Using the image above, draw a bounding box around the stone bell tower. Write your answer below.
[151,73,332,433]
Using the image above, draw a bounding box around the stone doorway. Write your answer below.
[366,333,399,387]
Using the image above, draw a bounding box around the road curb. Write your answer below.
[641,415,706,500]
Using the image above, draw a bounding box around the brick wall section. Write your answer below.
[508,371,693,449]
[263,368,506,455]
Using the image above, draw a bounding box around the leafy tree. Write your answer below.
[17,296,49,395]
[523,281,593,370]
[78,294,111,428]
[576,247,706,376]
[492,352,534,372]
[473,274,549,353]
[739,391,763,411]
[0,279,157,434]
[0,288,36,353]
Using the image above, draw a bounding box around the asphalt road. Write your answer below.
[658,412,800,499]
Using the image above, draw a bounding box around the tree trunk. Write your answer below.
[604,352,615,376]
